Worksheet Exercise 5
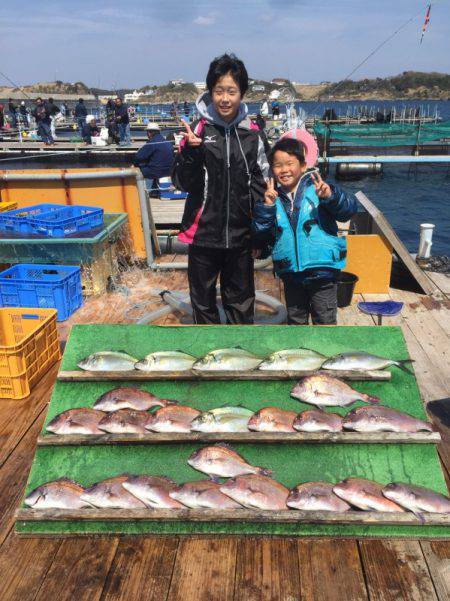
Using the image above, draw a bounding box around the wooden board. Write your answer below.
[37,431,441,446]
[346,234,393,294]
[355,191,437,296]
[57,368,391,382]
[16,508,450,526]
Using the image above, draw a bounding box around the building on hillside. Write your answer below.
[271,78,290,86]
[251,85,266,92]
[194,82,207,91]
[124,90,145,103]
[170,79,185,86]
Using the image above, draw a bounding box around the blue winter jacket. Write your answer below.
[252,172,357,280]
[133,133,174,179]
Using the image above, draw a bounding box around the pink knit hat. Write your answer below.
[280,129,319,168]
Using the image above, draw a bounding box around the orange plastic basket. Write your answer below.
[0,308,60,399]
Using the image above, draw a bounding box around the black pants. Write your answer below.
[188,245,255,324]
[283,277,337,325]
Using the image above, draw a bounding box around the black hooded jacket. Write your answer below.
[172,93,269,249]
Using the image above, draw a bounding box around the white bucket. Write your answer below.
[417,223,435,259]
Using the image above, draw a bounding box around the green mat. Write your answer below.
[16,325,450,538]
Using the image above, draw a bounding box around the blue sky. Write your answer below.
[1,0,449,89]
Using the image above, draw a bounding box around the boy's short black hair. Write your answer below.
[269,138,305,167]
[206,53,249,96]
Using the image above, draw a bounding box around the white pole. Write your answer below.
[417,223,435,259]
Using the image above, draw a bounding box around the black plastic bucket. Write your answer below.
[336,271,359,308]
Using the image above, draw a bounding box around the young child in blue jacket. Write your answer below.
[252,137,357,325]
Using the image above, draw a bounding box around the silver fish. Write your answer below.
[169,480,243,509]
[258,348,327,371]
[46,408,106,435]
[97,409,153,434]
[188,444,271,479]
[25,478,93,509]
[291,375,380,408]
[77,351,138,371]
[122,475,183,508]
[333,478,404,512]
[322,352,413,374]
[146,404,200,432]
[220,475,289,510]
[135,351,196,372]
[191,407,254,433]
[293,410,343,432]
[382,483,450,514]
[193,348,263,371]
[93,387,170,411]
[287,482,351,511]
[343,406,434,433]
[80,475,146,508]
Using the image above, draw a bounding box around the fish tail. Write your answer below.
[257,467,272,477]
[365,394,381,405]
[397,360,415,375]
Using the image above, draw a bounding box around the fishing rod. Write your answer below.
[0,69,33,100]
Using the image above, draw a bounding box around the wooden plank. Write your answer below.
[233,538,301,601]
[426,271,450,297]
[355,191,437,295]
[100,537,178,601]
[37,431,441,447]
[57,368,391,382]
[298,540,368,601]
[167,538,237,601]
[15,508,450,526]
[359,540,438,601]
[33,538,119,601]
[420,541,450,601]
[0,535,61,601]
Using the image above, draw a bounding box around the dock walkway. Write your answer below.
[0,263,448,600]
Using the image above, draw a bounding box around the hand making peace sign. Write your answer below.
[311,171,332,200]
[264,177,278,206]
[180,119,202,147]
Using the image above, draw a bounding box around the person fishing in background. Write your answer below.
[172,53,269,325]
[32,97,54,145]
[252,134,357,325]
[133,122,173,197]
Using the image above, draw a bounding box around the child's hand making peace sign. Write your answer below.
[264,178,278,206]
[311,172,332,200]
[180,120,202,147]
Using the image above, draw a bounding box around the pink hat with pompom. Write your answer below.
[280,129,318,168]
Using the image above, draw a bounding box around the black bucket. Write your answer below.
[336,271,359,308]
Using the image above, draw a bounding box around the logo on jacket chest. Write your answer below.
[203,135,217,144]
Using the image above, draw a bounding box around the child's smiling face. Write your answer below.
[272,150,307,193]
[212,73,242,123]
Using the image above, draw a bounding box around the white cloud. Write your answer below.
[194,14,216,26]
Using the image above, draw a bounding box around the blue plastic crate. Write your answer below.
[0,204,104,237]
[0,264,83,321]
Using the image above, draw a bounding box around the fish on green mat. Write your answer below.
[97,409,153,434]
[145,405,200,432]
[333,478,404,512]
[93,387,170,411]
[188,444,271,479]
[291,375,380,408]
[192,348,263,371]
[25,478,93,509]
[322,351,414,374]
[258,348,327,371]
[191,407,254,433]
[293,409,343,432]
[220,475,289,510]
[135,351,197,372]
[80,475,146,508]
[77,351,138,371]
[122,475,183,509]
[287,482,351,512]
[169,480,242,509]
[343,406,434,433]
[247,407,297,432]
[382,483,450,515]
[46,408,106,435]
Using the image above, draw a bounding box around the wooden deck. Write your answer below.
[0,261,449,600]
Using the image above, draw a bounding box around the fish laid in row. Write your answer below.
[93,387,171,411]
[25,476,450,514]
[291,375,380,408]
[188,444,271,479]
[322,351,414,374]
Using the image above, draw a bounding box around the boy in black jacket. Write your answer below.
[172,53,268,324]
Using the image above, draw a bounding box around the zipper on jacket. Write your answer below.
[225,128,231,248]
